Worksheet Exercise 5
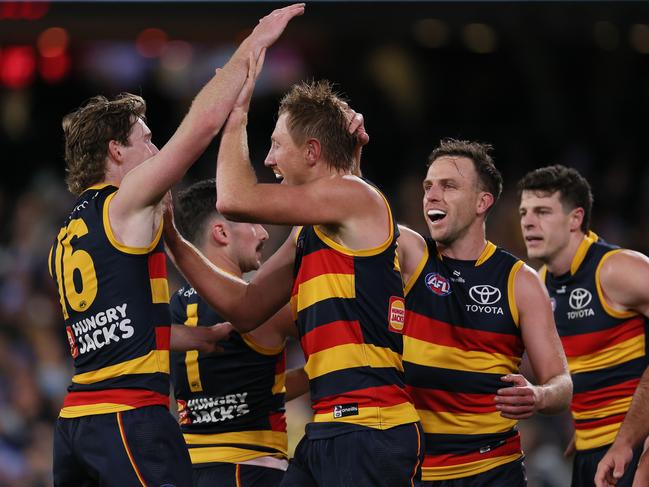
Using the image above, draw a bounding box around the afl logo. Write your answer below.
[569,288,592,310]
[469,285,501,305]
[425,272,452,296]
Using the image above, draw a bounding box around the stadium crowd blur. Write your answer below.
[1,1,648,485]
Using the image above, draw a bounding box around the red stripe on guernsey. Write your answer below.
[63,389,169,408]
[314,385,411,413]
[269,412,287,432]
[408,386,497,414]
[574,413,627,430]
[147,252,167,279]
[423,434,521,468]
[561,317,644,357]
[301,320,364,356]
[572,378,640,412]
[155,326,170,350]
[275,351,286,375]
[406,311,523,356]
[292,249,354,289]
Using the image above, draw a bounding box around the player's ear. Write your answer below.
[477,191,494,216]
[569,207,585,232]
[304,138,321,166]
[210,222,229,246]
[108,140,123,162]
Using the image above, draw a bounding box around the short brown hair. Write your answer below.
[517,165,593,233]
[428,138,503,211]
[63,93,146,195]
[278,80,355,172]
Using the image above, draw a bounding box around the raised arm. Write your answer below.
[164,207,296,332]
[110,4,305,246]
[495,264,572,419]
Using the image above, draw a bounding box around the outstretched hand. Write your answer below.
[250,3,305,52]
[494,374,542,419]
[198,322,234,354]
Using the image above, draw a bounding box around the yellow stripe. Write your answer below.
[86,183,113,191]
[508,261,524,327]
[184,430,288,452]
[117,412,147,486]
[404,243,429,296]
[475,241,497,266]
[236,464,241,487]
[60,402,136,418]
[567,335,645,374]
[189,446,287,464]
[403,336,520,375]
[313,402,420,430]
[272,372,286,395]
[304,343,403,380]
[293,273,355,313]
[575,421,622,451]
[422,454,522,481]
[570,231,598,275]
[538,265,547,283]
[596,250,637,319]
[150,277,169,304]
[418,408,516,435]
[183,303,203,393]
[313,185,395,257]
[242,334,285,356]
[72,350,169,384]
[572,396,632,421]
[103,192,164,254]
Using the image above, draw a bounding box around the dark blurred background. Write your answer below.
[1,1,648,485]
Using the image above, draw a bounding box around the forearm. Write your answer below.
[537,372,572,414]
[284,368,310,401]
[216,110,260,219]
[170,325,206,352]
[613,369,649,448]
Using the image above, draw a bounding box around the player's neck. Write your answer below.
[437,223,488,261]
[203,246,243,278]
[545,231,587,276]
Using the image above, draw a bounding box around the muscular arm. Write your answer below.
[109,4,305,247]
[396,225,426,287]
[285,368,310,401]
[599,249,649,317]
[164,216,297,332]
[496,264,572,419]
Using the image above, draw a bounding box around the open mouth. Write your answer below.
[525,235,543,244]
[272,169,283,180]
[427,209,447,223]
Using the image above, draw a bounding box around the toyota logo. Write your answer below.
[469,285,501,305]
[569,288,592,310]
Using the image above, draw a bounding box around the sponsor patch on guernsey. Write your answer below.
[388,296,406,333]
[333,403,359,419]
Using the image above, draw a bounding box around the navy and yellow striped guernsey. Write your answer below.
[403,238,525,481]
[170,284,288,466]
[48,184,171,417]
[541,231,648,452]
[290,194,419,438]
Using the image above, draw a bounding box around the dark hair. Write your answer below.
[279,80,356,172]
[428,138,503,210]
[63,93,146,195]
[517,164,593,233]
[175,179,221,246]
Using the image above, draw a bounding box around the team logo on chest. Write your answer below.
[466,284,504,315]
[567,288,594,319]
[425,272,452,296]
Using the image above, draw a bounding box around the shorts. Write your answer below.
[280,422,423,487]
[416,458,526,487]
[193,462,284,487]
[53,405,192,487]
[572,444,643,487]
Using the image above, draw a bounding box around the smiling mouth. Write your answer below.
[272,169,283,180]
[427,209,447,223]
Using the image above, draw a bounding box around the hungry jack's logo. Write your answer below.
[388,296,405,333]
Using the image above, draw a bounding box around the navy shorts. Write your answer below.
[572,444,643,487]
[416,458,526,487]
[280,422,424,487]
[53,405,192,487]
[193,462,284,487]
